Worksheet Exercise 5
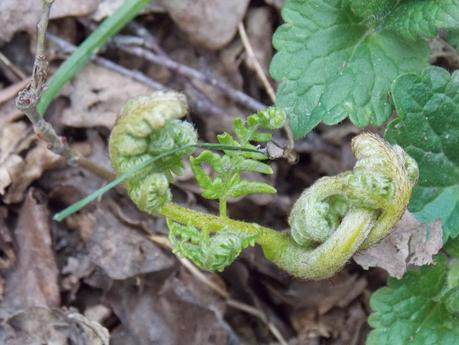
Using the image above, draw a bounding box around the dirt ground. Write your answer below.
[0,1,456,344]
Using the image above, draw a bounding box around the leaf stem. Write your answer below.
[219,197,227,217]
[158,202,283,246]
[159,202,377,279]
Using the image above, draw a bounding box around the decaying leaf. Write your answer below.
[69,201,174,280]
[0,0,99,43]
[267,271,367,315]
[3,141,61,204]
[0,119,61,203]
[354,211,442,278]
[106,268,235,345]
[244,7,273,74]
[0,121,29,196]
[0,307,109,345]
[0,156,23,196]
[61,64,151,129]
[92,0,165,20]
[0,207,15,272]
[159,0,250,50]
[2,189,60,310]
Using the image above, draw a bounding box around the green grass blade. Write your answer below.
[53,143,265,221]
[37,0,152,116]
[53,144,194,221]
[53,173,127,221]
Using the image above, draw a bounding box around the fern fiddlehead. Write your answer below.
[109,92,418,279]
[109,91,198,212]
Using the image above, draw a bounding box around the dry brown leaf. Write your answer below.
[0,119,61,203]
[268,272,367,315]
[0,307,109,345]
[264,0,285,10]
[69,201,174,280]
[244,7,273,74]
[0,207,15,272]
[0,121,29,161]
[0,156,23,196]
[2,189,60,310]
[61,64,151,129]
[92,0,165,20]
[219,41,244,89]
[0,0,99,43]
[0,100,23,129]
[0,79,29,105]
[3,141,61,204]
[353,211,443,278]
[159,0,250,50]
[0,121,30,196]
[106,268,233,345]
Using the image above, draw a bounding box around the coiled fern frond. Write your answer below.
[109,91,197,212]
[107,92,418,279]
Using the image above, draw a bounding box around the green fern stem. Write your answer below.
[158,202,376,279]
[106,91,419,280]
[219,197,227,217]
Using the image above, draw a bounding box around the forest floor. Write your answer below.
[0,1,457,344]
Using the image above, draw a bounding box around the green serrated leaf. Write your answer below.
[349,0,397,20]
[235,159,273,174]
[385,66,459,241]
[190,109,283,205]
[447,29,459,53]
[228,181,276,198]
[367,255,459,345]
[271,0,459,138]
[446,237,459,258]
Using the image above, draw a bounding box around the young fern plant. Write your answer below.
[106,91,418,278]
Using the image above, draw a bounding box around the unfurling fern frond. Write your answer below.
[190,107,286,216]
[109,91,197,213]
[168,220,260,272]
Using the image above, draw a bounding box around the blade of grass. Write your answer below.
[37,0,152,116]
[53,144,264,221]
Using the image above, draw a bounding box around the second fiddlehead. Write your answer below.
[108,92,418,279]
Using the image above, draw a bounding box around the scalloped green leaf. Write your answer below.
[447,29,459,53]
[367,255,459,345]
[385,66,459,240]
[271,0,459,138]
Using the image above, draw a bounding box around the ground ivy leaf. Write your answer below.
[271,0,459,138]
[447,29,459,53]
[384,0,459,41]
[367,255,459,345]
[385,66,459,240]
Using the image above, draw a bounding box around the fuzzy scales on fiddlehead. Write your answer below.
[109,91,197,212]
[277,133,419,278]
[109,92,418,279]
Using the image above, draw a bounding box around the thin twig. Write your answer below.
[226,299,288,345]
[47,33,165,90]
[238,23,276,102]
[47,33,229,119]
[116,27,231,120]
[15,0,114,181]
[116,43,266,112]
[128,21,167,56]
[238,22,298,163]
[15,0,76,164]
[0,52,27,81]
